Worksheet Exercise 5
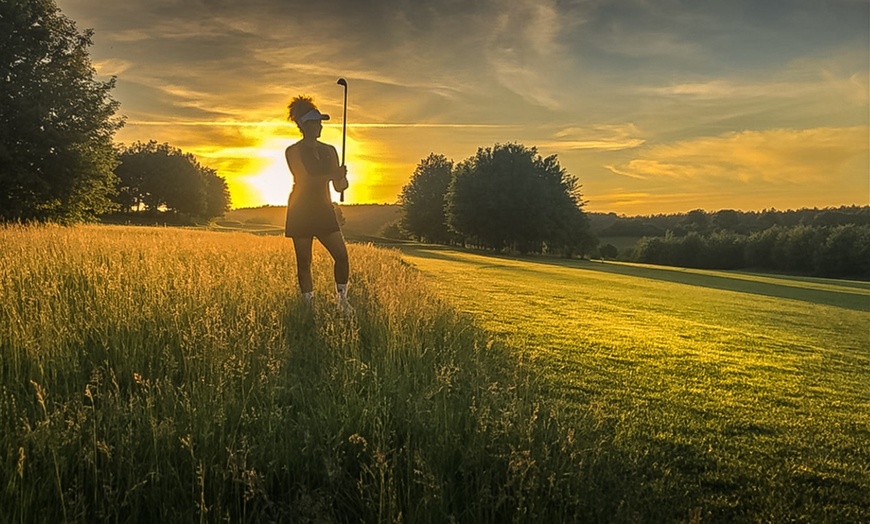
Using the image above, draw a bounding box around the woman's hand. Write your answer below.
[333,165,349,192]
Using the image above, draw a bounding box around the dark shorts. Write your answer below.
[284,198,340,239]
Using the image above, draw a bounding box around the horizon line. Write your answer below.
[125,120,519,129]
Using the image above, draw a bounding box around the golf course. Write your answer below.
[1,224,867,522]
[399,244,870,521]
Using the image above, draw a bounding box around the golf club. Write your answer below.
[336,77,348,202]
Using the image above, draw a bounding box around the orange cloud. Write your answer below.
[543,124,646,151]
[607,126,869,185]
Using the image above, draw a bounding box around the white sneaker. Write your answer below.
[301,291,314,306]
[338,295,354,314]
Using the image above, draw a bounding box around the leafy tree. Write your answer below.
[597,217,665,237]
[745,226,782,269]
[701,231,745,269]
[202,167,231,220]
[814,225,870,278]
[634,236,668,264]
[0,0,123,222]
[379,220,410,240]
[615,206,870,278]
[399,154,454,243]
[446,143,588,254]
[711,209,744,233]
[680,209,710,234]
[539,154,592,256]
[775,225,825,272]
[600,243,619,260]
[114,141,230,221]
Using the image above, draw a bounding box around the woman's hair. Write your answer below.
[288,95,317,124]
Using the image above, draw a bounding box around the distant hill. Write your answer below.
[340,204,401,237]
[222,206,286,226]
[222,204,400,238]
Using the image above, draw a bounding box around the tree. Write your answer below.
[0,0,123,222]
[539,154,593,257]
[711,209,744,233]
[600,243,619,260]
[399,154,454,243]
[114,141,231,221]
[680,209,710,234]
[446,143,588,254]
[814,225,870,278]
[205,170,232,219]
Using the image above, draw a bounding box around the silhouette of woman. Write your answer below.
[284,95,351,311]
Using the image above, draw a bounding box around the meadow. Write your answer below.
[1,225,586,523]
[1,225,868,522]
[399,245,870,522]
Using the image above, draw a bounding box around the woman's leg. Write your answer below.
[318,231,349,284]
[291,237,314,293]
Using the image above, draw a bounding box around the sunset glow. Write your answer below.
[59,0,868,214]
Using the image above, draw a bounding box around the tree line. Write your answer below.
[398,145,594,257]
[593,207,870,279]
[592,206,868,238]
[1,0,230,224]
[111,141,231,223]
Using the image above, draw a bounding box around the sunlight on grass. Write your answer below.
[0,225,595,522]
[2,226,867,522]
[400,245,870,522]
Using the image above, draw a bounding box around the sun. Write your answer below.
[245,137,293,207]
[242,129,389,207]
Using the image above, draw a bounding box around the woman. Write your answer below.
[284,95,351,311]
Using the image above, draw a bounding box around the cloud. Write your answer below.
[644,46,869,106]
[484,0,572,109]
[592,191,721,211]
[606,126,869,185]
[92,58,132,76]
[646,80,806,99]
[57,0,869,210]
[542,124,645,151]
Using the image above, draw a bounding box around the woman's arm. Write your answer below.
[328,145,349,192]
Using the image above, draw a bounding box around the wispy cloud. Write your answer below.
[57,0,869,210]
[543,124,645,151]
[593,191,723,211]
[607,126,869,184]
[92,58,132,76]
[484,0,571,109]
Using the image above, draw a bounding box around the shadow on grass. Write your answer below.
[399,244,870,313]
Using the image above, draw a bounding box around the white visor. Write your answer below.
[298,109,330,124]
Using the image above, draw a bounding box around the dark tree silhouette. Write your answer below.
[600,244,619,259]
[114,141,230,221]
[399,154,454,243]
[446,143,589,255]
[591,206,869,278]
[0,0,123,222]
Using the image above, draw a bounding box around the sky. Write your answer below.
[55,0,869,215]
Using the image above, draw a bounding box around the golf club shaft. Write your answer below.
[337,78,348,202]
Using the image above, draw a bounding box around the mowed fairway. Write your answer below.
[400,244,870,521]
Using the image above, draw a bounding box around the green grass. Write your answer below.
[398,244,870,522]
[0,225,592,523]
[3,225,868,522]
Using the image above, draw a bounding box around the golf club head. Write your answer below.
[337,78,347,87]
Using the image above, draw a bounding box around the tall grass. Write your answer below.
[1,225,592,522]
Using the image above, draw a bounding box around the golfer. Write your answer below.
[284,95,351,311]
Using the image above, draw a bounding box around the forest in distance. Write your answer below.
[221,203,870,280]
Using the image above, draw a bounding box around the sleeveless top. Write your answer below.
[283,141,340,238]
